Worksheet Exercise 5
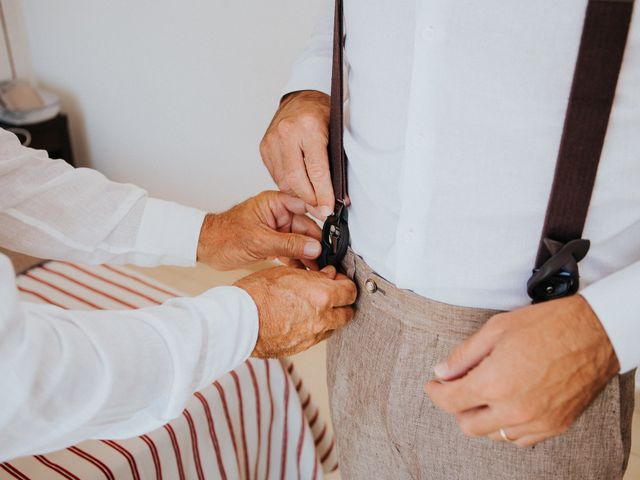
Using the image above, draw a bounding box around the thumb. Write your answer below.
[264,230,322,260]
[434,327,498,381]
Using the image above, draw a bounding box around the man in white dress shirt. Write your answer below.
[0,127,356,462]
[260,0,639,478]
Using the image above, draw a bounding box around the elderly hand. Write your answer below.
[235,265,357,358]
[260,90,333,220]
[196,190,322,271]
[424,295,620,448]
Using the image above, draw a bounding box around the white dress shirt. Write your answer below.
[0,128,258,461]
[284,0,640,372]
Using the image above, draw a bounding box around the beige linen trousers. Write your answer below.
[327,250,635,479]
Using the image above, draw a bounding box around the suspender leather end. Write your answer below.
[527,238,590,303]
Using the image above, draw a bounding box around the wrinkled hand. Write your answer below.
[260,90,334,219]
[197,190,321,271]
[424,295,619,448]
[235,265,357,358]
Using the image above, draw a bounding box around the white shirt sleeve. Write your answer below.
[581,261,640,373]
[0,255,258,461]
[282,0,334,97]
[0,127,205,266]
[0,128,260,460]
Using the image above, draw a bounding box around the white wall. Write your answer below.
[20,0,323,212]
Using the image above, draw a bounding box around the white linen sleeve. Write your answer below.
[282,0,334,97]
[0,128,205,266]
[580,261,640,373]
[0,255,258,461]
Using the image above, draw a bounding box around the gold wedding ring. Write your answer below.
[499,427,514,443]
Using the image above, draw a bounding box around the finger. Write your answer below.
[316,329,335,343]
[265,192,304,230]
[302,138,334,216]
[306,204,329,221]
[277,192,309,216]
[280,329,336,358]
[455,406,503,438]
[277,257,306,269]
[487,428,548,448]
[324,306,354,330]
[324,277,358,307]
[278,257,318,271]
[266,231,322,260]
[262,142,292,194]
[290,214,322,241]
[278,178,294,196]
[301,259,320,271]
[513,433,550,448]
[433,324,500,381]
[487,420,548,444]
[260,140,276,178]
[487,426,518,443]
[319,265,337,280]
[424,377,486,414]
[281,136,317,205]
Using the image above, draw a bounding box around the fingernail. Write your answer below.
[320,206,332,218]
[304,241,321,258]
[433,362,449,379]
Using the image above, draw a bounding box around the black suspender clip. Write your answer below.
[527,238,590,303]
[319,200,350,269]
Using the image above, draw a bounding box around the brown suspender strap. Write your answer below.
[329,0,347,203]
[528,0,634,302]
[535,0,634,266]
[319,0,349,268]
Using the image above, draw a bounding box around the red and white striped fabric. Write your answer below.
[1,262,338,480]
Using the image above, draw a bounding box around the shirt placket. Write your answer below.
[394,0,450,287]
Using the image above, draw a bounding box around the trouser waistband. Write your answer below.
[341,248,502,340]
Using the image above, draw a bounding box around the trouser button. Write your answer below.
[364,278,378,294]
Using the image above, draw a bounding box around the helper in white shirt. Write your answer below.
[0,127,356,462]
[260,0,639,477]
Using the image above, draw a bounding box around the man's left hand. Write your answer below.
[424,295,620,448]
[197,191,322,271]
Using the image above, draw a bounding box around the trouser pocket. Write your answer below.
[410,346,633,480]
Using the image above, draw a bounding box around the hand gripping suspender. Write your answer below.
[319,0,350,269]
[527,0,634,303]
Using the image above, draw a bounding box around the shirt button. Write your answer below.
[421,26,435,41]
[404,229,417,242]
[414,133,427,148]
[364,278,378,294]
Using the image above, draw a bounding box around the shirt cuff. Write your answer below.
[282,55,333,98]
[580,261,640,373]
[193,286,259,388]
[135,198,207,266]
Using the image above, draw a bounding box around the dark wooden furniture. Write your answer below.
[0,113,75,166]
